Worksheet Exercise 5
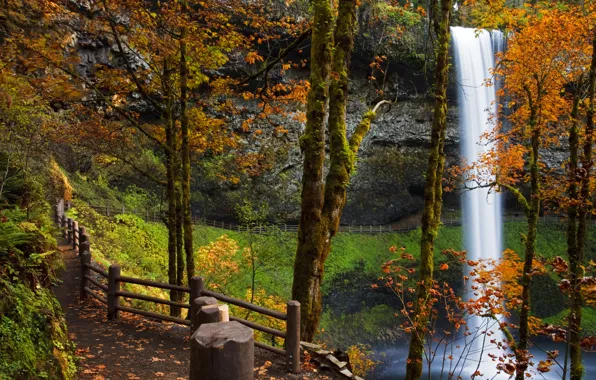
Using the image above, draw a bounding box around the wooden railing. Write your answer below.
[88,203,576,235]
[56,201,301,373]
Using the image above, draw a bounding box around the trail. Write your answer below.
[53,241,332,380]
[54,242,190,379]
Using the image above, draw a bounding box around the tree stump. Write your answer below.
[190,321,254,380]
[196,304,229,327]
[192,296,217,331]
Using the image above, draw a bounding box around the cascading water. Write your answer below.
[451,27,505,376]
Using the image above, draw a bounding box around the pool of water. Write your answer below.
[371,337,596,379]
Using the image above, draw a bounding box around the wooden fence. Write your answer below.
[87,203,576,235]
[56,201,301,374]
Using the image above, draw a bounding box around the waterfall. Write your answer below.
[451,27,505,375]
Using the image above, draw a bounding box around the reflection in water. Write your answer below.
[375,338,596,379]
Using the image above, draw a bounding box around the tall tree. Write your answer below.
[566,27,596,380]
[292,0,388,341]
[4,0,246,314]
[404,1,453,379]
[460,8,592,378]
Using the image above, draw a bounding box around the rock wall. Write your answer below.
[194,66,461,225]
[67,11,463,225]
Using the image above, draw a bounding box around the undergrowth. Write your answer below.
[0,207,76,380]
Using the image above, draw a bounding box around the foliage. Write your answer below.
[346,343,380,377]
[0,281,76,380]
[236,288,287,346]
[195,235,242,294]
[0,206,75,380]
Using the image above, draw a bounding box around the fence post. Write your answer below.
[62,215,67,239]
[107,264,121,320]
[72,221,79,252]
[286,301,301,374]
[67,218,73,243]
[54,202,60,225]
[190,276,205,332]
[80,249,91,300]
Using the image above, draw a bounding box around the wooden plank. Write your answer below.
[229,316,286,338]
[84,287,107,304]
[201,289,287,320]
[85,263,108,278]
[85,275,108,292]
[117,275,191,293]
[116,290,190,309]
[116,305,191,326]
[254,341,285,356]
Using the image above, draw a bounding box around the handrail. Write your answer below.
[116,290,190,309]
[85,263,108,278]
[201,289,287,321]
[229,316,286,338]
[254,341,285,356]
[117,275,191,293]
[85,275,107,292]
[84,287,107,304]
[88,201,577,235]
[116,305,191,326]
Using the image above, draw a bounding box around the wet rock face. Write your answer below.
[75,34,111,77]
[340,94,460,225]
[196,74,461,225]
[69,19,463,225]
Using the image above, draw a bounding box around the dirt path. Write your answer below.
[54,242,335,380]
[54,242,191,379]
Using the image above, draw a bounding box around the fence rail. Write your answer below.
[56,199,301,374]
[88,203,579,235]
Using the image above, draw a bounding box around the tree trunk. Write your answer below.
[176,172,185,293]
[405,1,452,379]
[516,95,540,380]
[291,0,333,342]
[164,67,180,317]
[566,86,583,380]
[180,0,194,287]
[292,0,387,341]
[569,32,596,380]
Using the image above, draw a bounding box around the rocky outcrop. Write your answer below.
[194,70,461,225]
[67,11,462,225]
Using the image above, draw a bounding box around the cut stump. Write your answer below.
[190,321,254,380]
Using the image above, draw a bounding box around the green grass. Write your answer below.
[70,200,596,340]
[503,221,596,262]
[543,307,596,336]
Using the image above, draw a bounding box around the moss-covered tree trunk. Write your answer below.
[566,85,583,380]
[180,0,194,286]
[404,1,452,379]
[568,33,596,380]
[291,0,333,342]
[292,0,384,341]
[164,63,180,317]
[516,91,540,380]
[175,171,184,293]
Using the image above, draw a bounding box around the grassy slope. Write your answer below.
[70,199,596,338]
